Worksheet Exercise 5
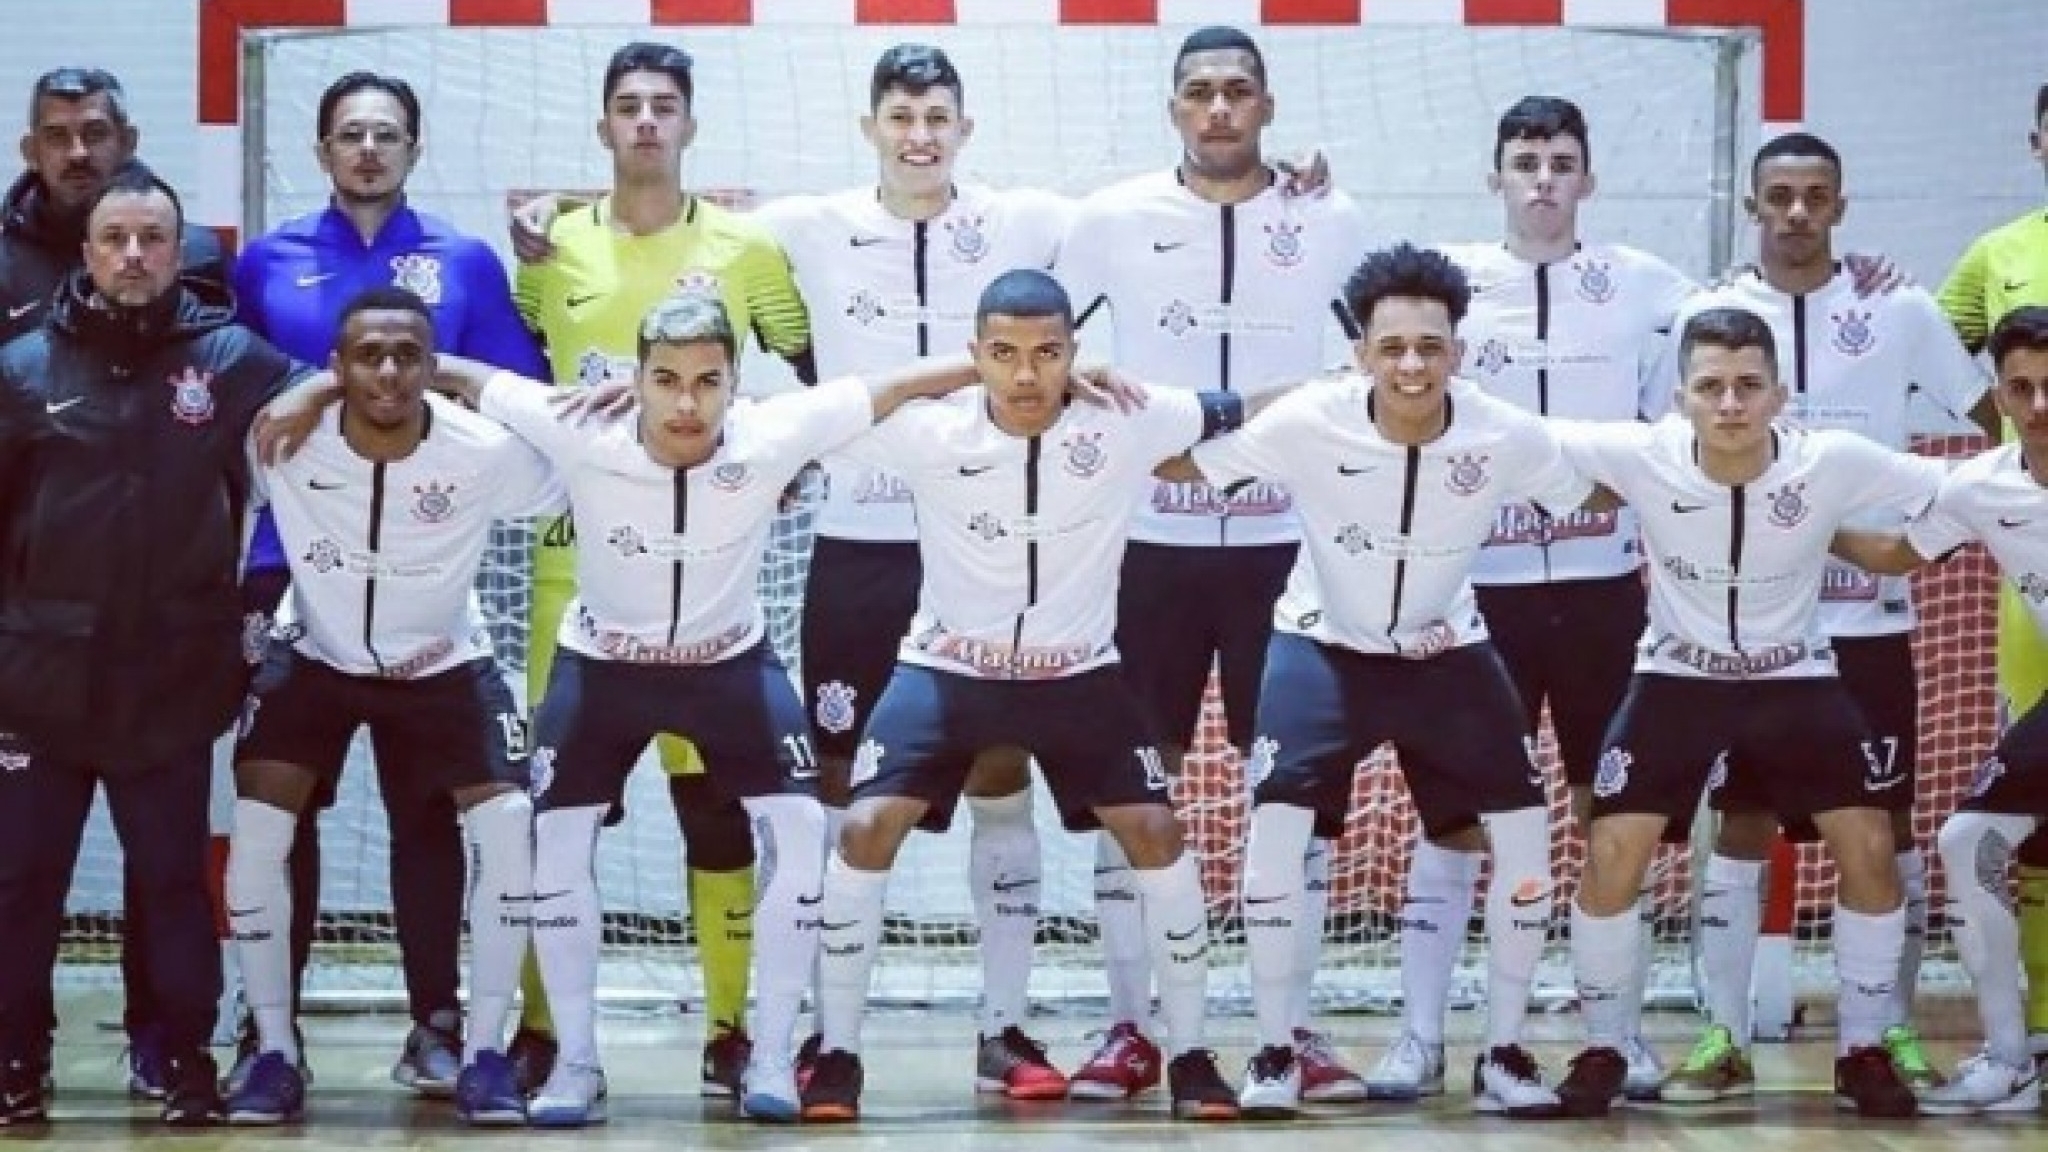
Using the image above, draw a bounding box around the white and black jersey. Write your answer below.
[1558,418,1946,680]
[1189,374,1592,658]
[757,184,1070,543]
[1909,444,2048,635]
[837,388,1209,679]
[1058,171,1369,548]
[1666,269,1987,636]
[258,393,562,678]
[480,372,874,664]
[1447,242,1697,586]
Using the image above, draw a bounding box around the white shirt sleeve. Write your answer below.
[1132,387,1210,463]
[1513,415,1596,515]
[1904,471,1979,560]
[1187,387,1309,490]
[1055,198,1112,326]
[1637,255,1702,420]
[477,371,588,467]
[1904,289,1992,433]
[1551,418,1651,492]
[761,374,881,463]
[1833,432,1947,518]
[488,437,567,519]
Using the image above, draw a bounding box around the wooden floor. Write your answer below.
[20,994,2046,1149]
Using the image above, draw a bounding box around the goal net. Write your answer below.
[70,22,1982,1020]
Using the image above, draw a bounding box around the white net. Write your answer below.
[65,23,1776,1012]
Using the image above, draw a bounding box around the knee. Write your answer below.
[1937,813,2001,881]
[838,801,915,871]
[1107,807,1184,870]
[1579,820,1653,914]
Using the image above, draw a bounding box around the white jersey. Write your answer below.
[1190,375,1591,658]
[758,184,1070,543]
[1058,170,1369,548]
[1446,241,1697,586]
[258,394,562,679]
[1668,269,1987,636]
[1557,418,1945,680]
[480,373,874,665]
[837,388,1207,679]
[1908,445,2048,635]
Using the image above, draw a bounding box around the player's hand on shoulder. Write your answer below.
[508,192,584,265]
[1276,147,1331,201]
[551,380,635,424]
[1070,364,1148,413]
[254,369,338,465]
[1844,250,1912,297]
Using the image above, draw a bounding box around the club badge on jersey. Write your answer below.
[411,481,456,524]
[390,253,443,305]
[1830,308,1877,357]
[945,214,988,263]
[1263,220,1303,267]
[167,366,216,426]
[1576,258,1616,304]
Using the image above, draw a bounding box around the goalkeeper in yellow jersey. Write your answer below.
[509,40,815,1101]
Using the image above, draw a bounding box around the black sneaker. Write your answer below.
[795,1031,823,1094]
[1834,1045,1916,1118]
[1167,1049,1240,1121]
[1554,1046,1627,1118]
[0,1059,48,1126]
[161,1049,224,1127]
[799,1049,863,1123]
[701,1021,751,1099]
[507,1026,559,1097]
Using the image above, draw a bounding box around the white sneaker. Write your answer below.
[1472,1044,1561,1118]
[1918,1053,2040,1116]
[740,1053,800,1123]
[527,1062,608,1128]
[1365,1031,1445,1101]
[1621,1034,1665,1102]
[1238,1045,1301,1119]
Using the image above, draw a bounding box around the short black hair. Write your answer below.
[1172,25,1267,87]
[1494,95,1590,170]
[1989,305,2048,372]
[339,285,436,341]
[870,43,963,111]
[87,160,182,229]
[1342,243,1471,332]
[604,41,694,107]
[976,269,1073,331]
[1679,306,1779,378]
[27,66,129,130]
[1750,130,1842,189]
[316,71,421,141]
[2036,82,2048,125]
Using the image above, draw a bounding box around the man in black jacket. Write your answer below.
[0,165,305,1128]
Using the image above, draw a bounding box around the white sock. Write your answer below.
[1290,837,1331,1033]
[1895,846,1928,1019]
[1132,851,1209,1057]
[1572,901,1641,1049]
[531,805,605,1068]
[1241,804,1312,1049]
[818,852,886,1055]
[1480,807,1552,1049]
[1622,872,1661,1035]
[459,791,534,1062]
[1940,811,2036,1068]
[1833,903,1905,1053]
[1093,833,1151,1029]
[965,789,1040,1034]
[742,794,826,1062]
[1698,853,1764,1042]
[810,804,850,1009]
[1398,836,1481,1046]
[225,797,299,1062]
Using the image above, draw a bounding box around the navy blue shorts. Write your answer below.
[1248,633,1543,840]
[528,645,816,812]
[801,538,921,760]
[234,653,528,798]
[1713,632,1918,839]
[1475,573,1647,785]
[1117,541,1296,751]
[851,663,1170,833]
[1959,691,2048,816]
[1593,673,1888,840]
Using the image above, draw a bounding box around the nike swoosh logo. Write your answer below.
[1509,889,1551,908]
[820,920,858,931]
[295,273,335,288]
[2000,517,2032,529]
[991,877,1039,893]
[1244,894,1287,905]
[2005,279,2031,292]
[534,889,572,902]
[309,479,345,491]
[43,397,82,415]
[226,906,264,917]
[1165,925,1200,941]
[1152,241,1187,253]
[725,908,751,921]
[849,236,888,248]
[8,300,39,320]
[1337,464,1374,476]
[566,292,601,309]
[959,465,994,476]
[1671,501,1708,513]
[796,893,822,906]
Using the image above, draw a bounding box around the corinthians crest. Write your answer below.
[946,213,988,262]
[166,366,216,425]
[1062,429,1106,477]
[1830,308,1876,356]
[1264,219,1303,267]
[1767,481,1810,528]
[412,480,456,523]
[1574,257,1616,304]
[389,253,443,304]
[1443,452,1490,496]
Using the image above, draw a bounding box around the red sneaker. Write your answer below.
[975,1027,1069,1100]
[1069,1021,1163,1100]
[1293,1028,1368,1103]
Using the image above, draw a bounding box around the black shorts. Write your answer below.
[1248,633,1544,839]
[1475,573,1646,785]
[1713,633,1917,839]
[1593,673,1890,840]
[235,652,528,798]
[800,537,921,759]
[851,663,1169,833]
[1117,541,1296,751]
[529,645,816,813]
[1960,692,2048,816]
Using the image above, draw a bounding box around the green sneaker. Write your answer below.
[1881,1024,1944,1090]
[1660,1025,1755,1103]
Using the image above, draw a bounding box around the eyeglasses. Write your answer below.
[326,124,411,151]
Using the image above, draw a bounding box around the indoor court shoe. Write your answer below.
[702,1021,752,1098]
[454,1049,526,1126]
[1917,1052,2040,1115]
[1834,1045,1917,1118]
[219,1017,305,1096]
[1365,1030,1445,1100]
[507,1026,558,1096]
[391,1008,462,1097]
[527,1061,608,1128]
[793,1031,823,1094]
[1620,1034,1666,1102]
[740,1052,801,1122]
[1554,1045,1627,1118]
[1473,1044,1562,1117]
[975,1026,1069,1100]
[125,1025,170,1100]
[161,1049,225,1127]
[1660,1024,1754,1103]
[0,1060,48,1126]
[1069,1021,1162,1099]
[1882,1024,1944,1090]
[799,1049,864,1123]
[1294,1027,1367,1102]
[226,1051,306,1126]
[1167,1049,1240,1121]
[1237,1044,1301,1119]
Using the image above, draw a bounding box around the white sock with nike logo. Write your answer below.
[818,852,887,1055]
[225,797,300,1062]
[740,793,826,1061]
[1398,836,1483,1047]
[966,788,1041,1035]
[1134,850,1212,1058]
[1241,802,1313,1049]
[1480,805,1552,1049]
[531,805,605,1069]
[458,790,533,1063]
